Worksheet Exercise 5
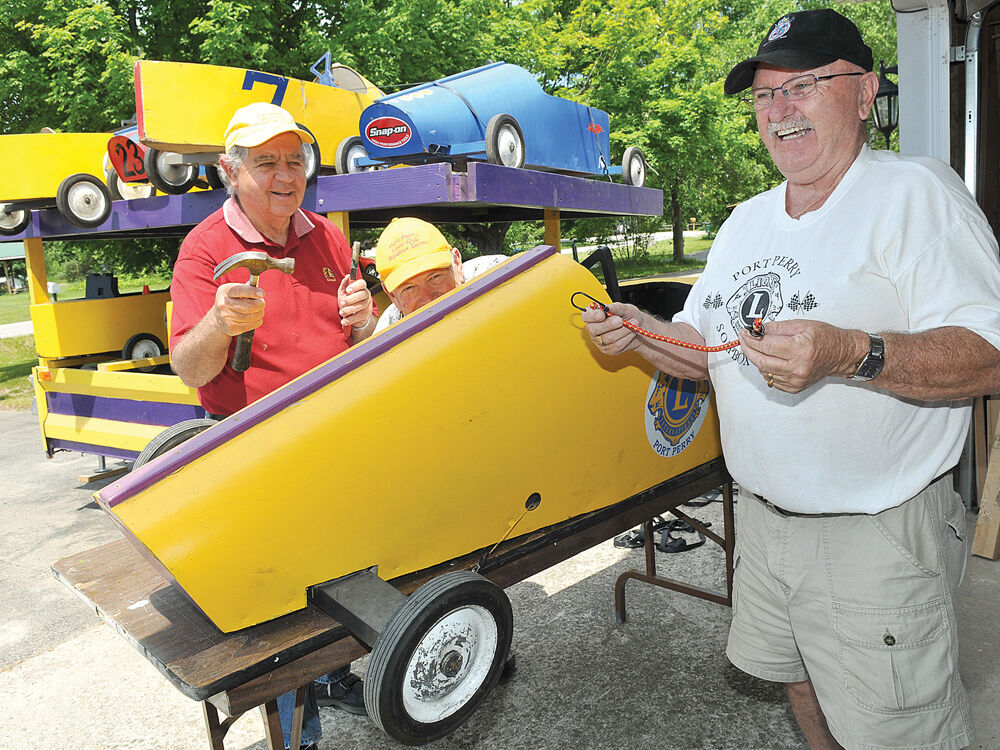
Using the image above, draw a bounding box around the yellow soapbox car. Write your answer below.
[95,247,721,744]
[0,132,115,235]
[133,54,384,192]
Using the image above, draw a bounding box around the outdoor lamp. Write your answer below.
[873,61,899,149]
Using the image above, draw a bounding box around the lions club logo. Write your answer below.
[768,16,791,42]
[644,372,710,458]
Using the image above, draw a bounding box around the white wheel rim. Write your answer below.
[629,155,645,185]
[156,153,196,187]
[346,144,367,173]
[119,179,155,200]
[130,339,160,359]
[496,125,523,167]
[402,605,498,723]
[0,209,27,230]
[305,145,318,178]
[66,182,107,222]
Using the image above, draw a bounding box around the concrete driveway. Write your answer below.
[1,409,997,749]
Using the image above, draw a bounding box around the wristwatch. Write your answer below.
[851,332,885,381]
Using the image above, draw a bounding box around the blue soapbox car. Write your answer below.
[335,62,647,186]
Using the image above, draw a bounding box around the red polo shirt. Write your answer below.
[171,199,357,416]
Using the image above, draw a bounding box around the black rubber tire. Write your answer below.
[105,166,155,202]
[132,418,217,470]
[335,136,369,175]
[55,173,112,228]
[204,164,228,191]
[484,114,525,169]
[143,147,199,195]
[364,571,513,745]
[297,123,321,185]
[0,205,30,236]
[621,146,647,187]
[121,333,164,373]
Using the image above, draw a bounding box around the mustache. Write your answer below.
[768,118,814,137]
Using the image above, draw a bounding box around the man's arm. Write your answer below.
[583,302,710,380]
[172,283,264,388]
[739,319,1000,399]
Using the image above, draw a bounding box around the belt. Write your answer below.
[752,467,956,518]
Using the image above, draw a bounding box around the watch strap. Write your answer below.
[851,332,885,381]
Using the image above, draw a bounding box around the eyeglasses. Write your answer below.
[742,72,865,110]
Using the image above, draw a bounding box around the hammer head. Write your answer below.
[213,251,295,281]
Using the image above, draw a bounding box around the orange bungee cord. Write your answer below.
[570,292,763,352]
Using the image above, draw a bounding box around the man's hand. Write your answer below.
[582,302,644,354]
[739,319,865,393]
[212,283,265,337]
[339,276,373,329]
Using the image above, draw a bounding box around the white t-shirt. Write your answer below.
[673,145,1000,513]
[373,254,508,333]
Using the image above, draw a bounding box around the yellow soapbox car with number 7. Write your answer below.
[95,246,721,744]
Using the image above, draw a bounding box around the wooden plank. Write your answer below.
[76,464,130,484]
[975,395,1000,501]
[972,414,1000,559]
[97,355,171,372]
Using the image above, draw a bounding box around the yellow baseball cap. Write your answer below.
[224,102,315,152]
[376,218,454,293]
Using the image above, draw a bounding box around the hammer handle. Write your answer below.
[232,329,254,372]
[232,272,260,372]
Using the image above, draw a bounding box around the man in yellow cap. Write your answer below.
[171,102,376,417]
[373,217,506,332]
[169,102,373,750]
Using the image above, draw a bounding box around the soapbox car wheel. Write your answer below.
[143,147,199,195]
[105,166,156,202]
[204,164,228,191]
[364,571,513,745]
[297,123,321,185]
[335,136,370,174]
[56,174,112,228]
[122,333,164,372]
[132,418,217,470]
[0,205,30,236]
[621,146,647,187]
[485,114,525,169]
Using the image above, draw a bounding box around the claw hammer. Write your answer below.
[213,251,295,372]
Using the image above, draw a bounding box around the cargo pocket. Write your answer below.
[833,599,957,714]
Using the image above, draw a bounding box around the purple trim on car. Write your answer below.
[49,439,139,461]
[46,392,206,426]
[99,246,556,509]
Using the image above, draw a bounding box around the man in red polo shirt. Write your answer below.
[171,102,375,417]
[169,103,373,749]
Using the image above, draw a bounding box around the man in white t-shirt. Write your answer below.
[373,217,507,332]
[585,9,1000,750]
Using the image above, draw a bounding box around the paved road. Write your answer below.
[1,409,996,749]
[0,320,32,338]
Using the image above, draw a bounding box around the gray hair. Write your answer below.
[218,146,248,196]
[218,141,307,196]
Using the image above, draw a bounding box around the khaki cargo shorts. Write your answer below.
[726,477,974,750]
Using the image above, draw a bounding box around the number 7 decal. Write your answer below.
[242,71,289,105]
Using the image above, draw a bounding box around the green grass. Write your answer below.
[0,291,30,324]
[0,334,35,411]
[607,236,712,280]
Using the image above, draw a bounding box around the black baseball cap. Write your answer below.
[724,9,873,95]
